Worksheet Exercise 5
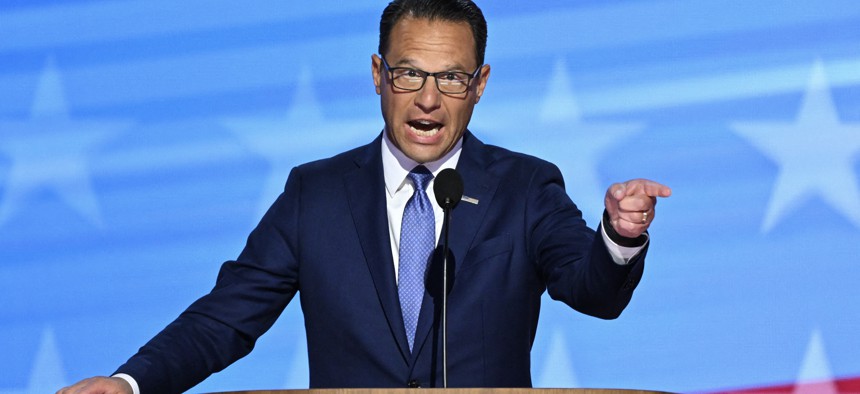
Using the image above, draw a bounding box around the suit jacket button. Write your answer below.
[407,379,421,388]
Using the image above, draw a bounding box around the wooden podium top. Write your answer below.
[210,389,672,394]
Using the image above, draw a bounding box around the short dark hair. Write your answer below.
[379,0,488,67]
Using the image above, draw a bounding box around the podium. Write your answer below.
[211,389,672,394]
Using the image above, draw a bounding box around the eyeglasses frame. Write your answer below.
[380,55,483,94]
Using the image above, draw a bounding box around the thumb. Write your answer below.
[611,183,626,200]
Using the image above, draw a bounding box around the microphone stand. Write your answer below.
[441,199,452,388]
[433,168,461,388]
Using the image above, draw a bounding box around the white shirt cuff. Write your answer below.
[112,373,141,394]
[601,220,648,265]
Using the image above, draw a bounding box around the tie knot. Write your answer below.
[408,166,433,191]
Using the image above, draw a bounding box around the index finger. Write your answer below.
[624,179,672,198]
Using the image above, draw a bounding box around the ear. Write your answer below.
[474,64,491,103]
[371,54,383,95]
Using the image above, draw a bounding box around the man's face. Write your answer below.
[372,17,490,164]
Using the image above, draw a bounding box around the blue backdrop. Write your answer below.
[2,1,859,393]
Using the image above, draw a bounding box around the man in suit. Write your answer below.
[59,0,671,393]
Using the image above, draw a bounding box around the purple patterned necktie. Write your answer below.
[398,165,435,352]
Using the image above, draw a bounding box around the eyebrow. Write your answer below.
[391,57,471,72]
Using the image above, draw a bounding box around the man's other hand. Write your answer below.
[56,376,132,394]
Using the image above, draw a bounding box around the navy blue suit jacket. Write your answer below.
[115,131,645,393]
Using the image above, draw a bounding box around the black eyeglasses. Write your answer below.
[380,56,481,94]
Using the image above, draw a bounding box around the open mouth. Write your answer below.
[408,119,443,137]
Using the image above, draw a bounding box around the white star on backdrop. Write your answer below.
[732,60,860,233]
[0,58,130,227]
[513,58,645,221]
[223,66,378,217]
[0,327,68,394]
[535,327,580,388]
[26,327,68,394]
[793,328,837,394]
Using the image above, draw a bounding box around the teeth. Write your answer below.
[410,124,440,137]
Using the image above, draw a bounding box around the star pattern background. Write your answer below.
[0,58,130,227]
[732,60,860,233]
[1,1,859,393]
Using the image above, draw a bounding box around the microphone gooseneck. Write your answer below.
[432,168,463,388]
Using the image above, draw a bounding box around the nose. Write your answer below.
[414,76,442,112]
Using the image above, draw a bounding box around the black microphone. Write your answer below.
[432,168,462,388]
[434,168,463,209]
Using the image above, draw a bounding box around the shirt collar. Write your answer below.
[381,130,463,197]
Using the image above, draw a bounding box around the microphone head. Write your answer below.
[434,168,464,210]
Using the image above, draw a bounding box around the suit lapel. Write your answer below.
[411,132,500,358]
[343,135,411,363]
[448,133,500,277]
